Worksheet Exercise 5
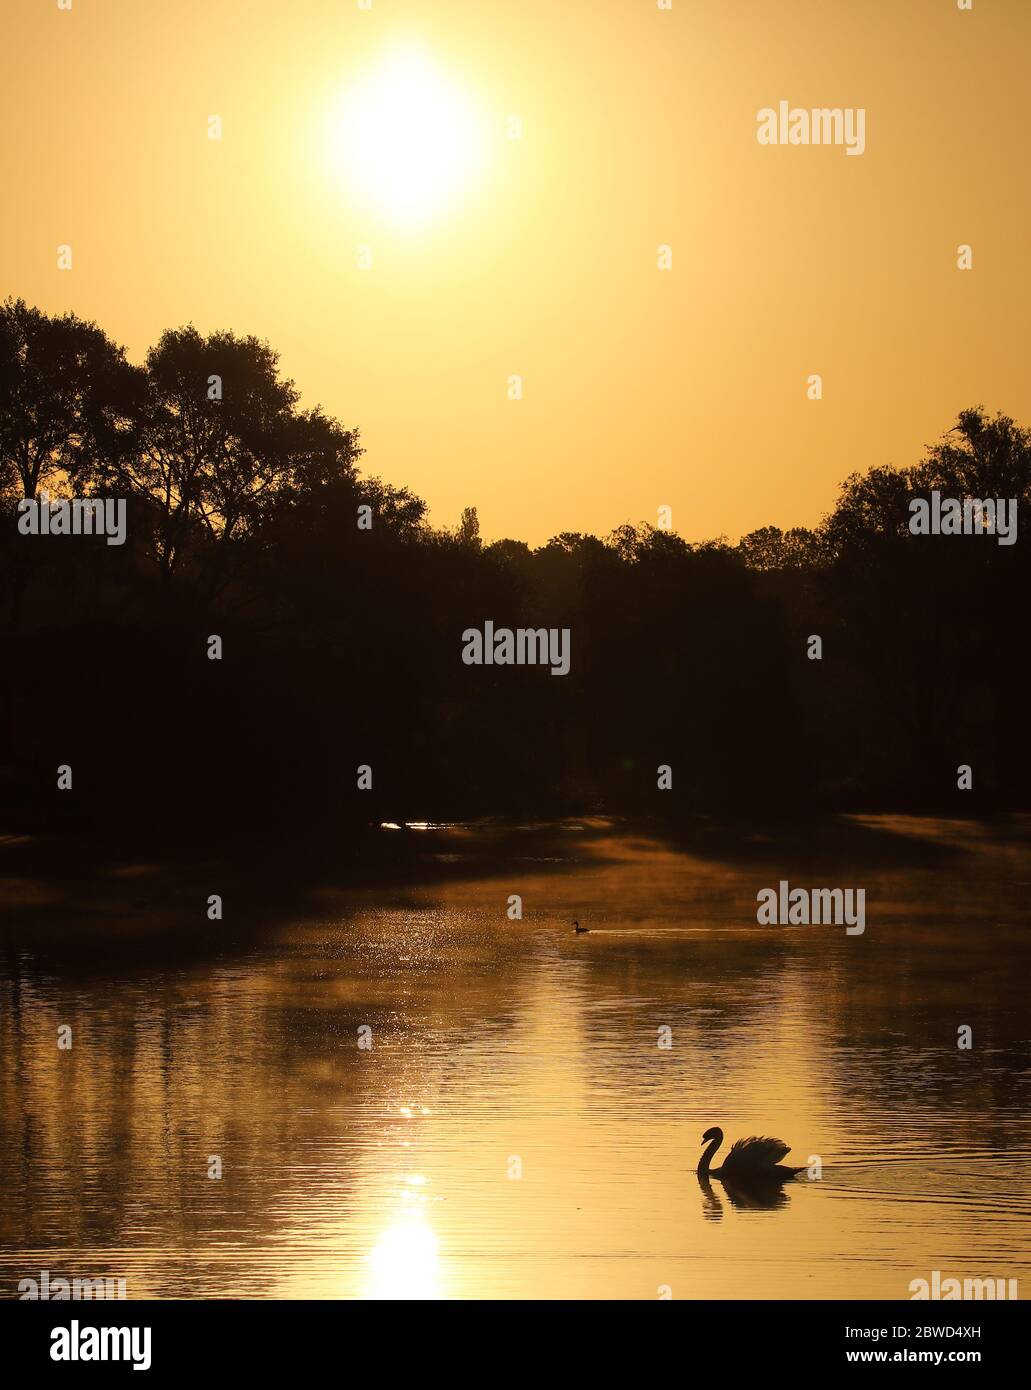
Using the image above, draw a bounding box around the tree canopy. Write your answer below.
[2,299,1028,833]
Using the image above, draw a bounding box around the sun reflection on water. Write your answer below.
[364,1212,444,1300]
[4,820,1031,1299]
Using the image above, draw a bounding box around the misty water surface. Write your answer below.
[1,816,1029,1299]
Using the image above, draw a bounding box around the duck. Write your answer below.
[573,920,589,934]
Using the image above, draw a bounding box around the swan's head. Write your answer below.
[701,1126,722,1145]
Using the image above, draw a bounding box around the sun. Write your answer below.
[327,48,487,229]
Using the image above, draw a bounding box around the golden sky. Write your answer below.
[2,0,1029,544]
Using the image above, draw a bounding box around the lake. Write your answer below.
[1,815,1029,1299]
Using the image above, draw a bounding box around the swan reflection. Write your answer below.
[697,1171,793,1215]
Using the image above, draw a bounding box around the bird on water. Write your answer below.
[697,1126,803,1181]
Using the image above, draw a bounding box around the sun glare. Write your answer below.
[364,1216,444,1299]
[327,48,486,228]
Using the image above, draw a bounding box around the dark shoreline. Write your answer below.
[3,810,1028,962]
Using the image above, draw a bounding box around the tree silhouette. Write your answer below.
[0,298,139,501]
[1,303,1028,833]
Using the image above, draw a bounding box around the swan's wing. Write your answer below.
[721,1136,790,1174]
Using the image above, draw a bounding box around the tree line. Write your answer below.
[2,297,1029,836]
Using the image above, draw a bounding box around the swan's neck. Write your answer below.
[698,1134,722,1175]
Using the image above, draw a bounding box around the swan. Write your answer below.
[572,920,589,934]
[697,1126,802,1181]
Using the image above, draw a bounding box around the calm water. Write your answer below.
[2,816,1030,1300]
